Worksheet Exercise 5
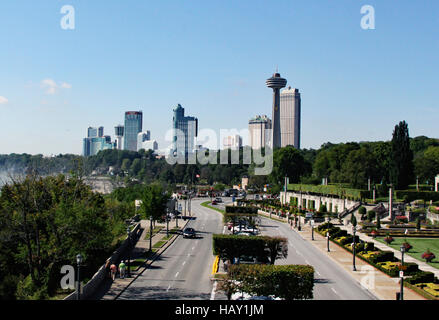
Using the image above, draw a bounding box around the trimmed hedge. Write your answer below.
[287,184,370,201]
[228,264,314,300]
[212,234,287,264]
[225,206,258,215]
[395,190,439,203]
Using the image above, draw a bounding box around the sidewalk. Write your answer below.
[257,210,425,300]
[337,223,439,279]
[90,217,191,300]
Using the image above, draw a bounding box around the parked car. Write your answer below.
[211,199,217,205]
[215,197,223,203]
[183,227,196,238]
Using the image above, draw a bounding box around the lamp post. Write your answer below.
[76,254,83,300]
[311,219,315,241]
[149,214,153,252]
[126,227,131,278]
[352,226,357,271]
[166,209,169,237]
[400,245,405,300]
[326,216,330,252]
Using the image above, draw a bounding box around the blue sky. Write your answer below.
[0,0,438,155]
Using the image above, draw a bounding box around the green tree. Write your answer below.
[269,146,311,185]
[390,121,414,190]
[139,184,168,222]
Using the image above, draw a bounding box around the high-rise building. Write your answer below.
[172,104,198,156]
[87,127,98,138]
[83,135,114,156]
[280,86,301,149]
[223,135,242,150]
[114,125,124,150]
[248,115,272,149]
[124,111,142,151]
[137,131,151,151]
[141,140,158,152]
[266,72,287,148]
[98,126,104,137]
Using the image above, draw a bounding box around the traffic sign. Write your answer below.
[399,271,404,278]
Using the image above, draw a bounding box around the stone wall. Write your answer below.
[64,222,142,300]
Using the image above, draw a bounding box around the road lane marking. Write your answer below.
[316,270,321,276]
[175,272,179,278]
[210,281,217,300]
[182,261,186,266]
[166,284,171,292]
[331,288,339,295]
[304,259,310,264]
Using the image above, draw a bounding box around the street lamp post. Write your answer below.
[126,227,131,278]
[352,226,357,271]
[76,254,83,300]
[166,209,169,237]
[326,216,330,252]
[149,215,153,252]
[400,245,405,300]
[311,220,315,241]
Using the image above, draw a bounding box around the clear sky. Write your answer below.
[0,0,438,155]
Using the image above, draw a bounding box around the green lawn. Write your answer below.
[376,237,439,270]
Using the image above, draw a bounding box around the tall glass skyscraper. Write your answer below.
[172,104,198,156]
[124,111,143,151]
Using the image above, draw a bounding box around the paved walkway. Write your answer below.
[89,217,191,300]
[257,210,425,300]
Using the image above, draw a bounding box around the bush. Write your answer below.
[406,272,436,285]
[358,206,366,216]
[422,250,436,263]
[229,264,314,300]
[367,210,376,221]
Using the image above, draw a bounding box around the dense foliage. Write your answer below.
[1,122,437,193]
[0,174,133,299]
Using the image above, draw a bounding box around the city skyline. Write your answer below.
[0,1,438,156]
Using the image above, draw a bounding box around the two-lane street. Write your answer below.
[118,199,224,300]
[118,198,376,300]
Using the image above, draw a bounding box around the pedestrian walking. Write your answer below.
[119,260,127,279]
[110,263,117,281]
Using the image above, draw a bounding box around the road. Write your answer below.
[118,198,376,300]
[258,216,377,300]
[118,198,226,300]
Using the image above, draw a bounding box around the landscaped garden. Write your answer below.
[316,222,439,300]
[376,237,439,270]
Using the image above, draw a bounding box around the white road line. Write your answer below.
[316,270,321,276]
[166,284,171,292]
[304,259,310,264]
[331,288,339,295]
[210,281,217,300]
[175,272,179,278]
[192,246,195,250]
[296,250,303,256]
[182,261,186,266]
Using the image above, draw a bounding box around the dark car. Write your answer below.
[183,227,196,238]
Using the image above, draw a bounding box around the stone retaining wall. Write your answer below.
[64,222,142,300]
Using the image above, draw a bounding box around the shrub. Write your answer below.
[358,206,366,216]
[384,235,394,245]
[422,249,436,263]
[367,210,376,221]
[406,272,435,285]
[402,240,413,252]
[228,264,314,300]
